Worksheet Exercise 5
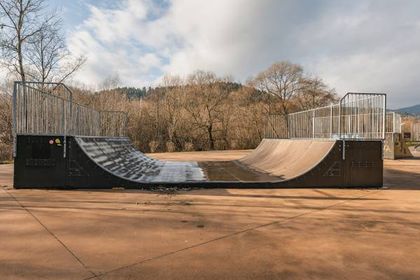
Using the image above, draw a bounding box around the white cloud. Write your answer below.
[67,0,420,107]
[138,53,161,71]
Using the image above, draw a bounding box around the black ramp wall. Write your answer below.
[14,135,383,189]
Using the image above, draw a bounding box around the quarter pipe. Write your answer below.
[14,135,383,189]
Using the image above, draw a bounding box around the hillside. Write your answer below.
[395,104,420,116]
[98,82,244,100]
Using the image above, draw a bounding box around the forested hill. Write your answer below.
[106,86,148,99]
[100,82,244,100]
[394,104,420,116]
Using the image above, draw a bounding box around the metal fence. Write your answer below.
[413,123,420,141]
[385,112,401,134]
[287,103,340,139]
[265,92,386,140]
[263,114,288,139]
[13,81,128,157]
[402,121,420,141]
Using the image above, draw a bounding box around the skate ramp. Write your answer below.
[409,145,420,158]
[76,137,336,184]
[239,139,335,179]
[75,137,206,183]
[13,135,384,188]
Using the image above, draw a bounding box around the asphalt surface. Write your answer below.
[1,151,420,279]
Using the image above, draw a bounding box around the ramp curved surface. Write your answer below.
[75,137,206,183]
[239,139,336,179]
[13,135,384,188]
[76,137,337,184]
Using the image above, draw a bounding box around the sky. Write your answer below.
[46,0,420,108]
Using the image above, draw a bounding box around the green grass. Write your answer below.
[406,141,420,146]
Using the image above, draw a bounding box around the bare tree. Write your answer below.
[0,0,46,82]
[92,75,127,111]
[25,14,86,84]
[230,86,269,145]
[297,77,337,110]
[1,0,85,83]
[100,73,121,90]
[250,62,338,138]
[160,75,185,150]
[0,84,12,161]
[250,61,303,117]
[28,17,85,83]
[185,71,231,150]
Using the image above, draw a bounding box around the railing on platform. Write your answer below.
[413,123,420,141]
[12,81,128,158]
[385,112,402,134]
[265,92,387,140]
[263,114,288,139]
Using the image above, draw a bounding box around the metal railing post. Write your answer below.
[12,82,18,158]
[338,99,342,139]
[63,100,66,158]
[392,112,395,133]
[63,88,73,158]
[383,95,386,139]
[312,110,315,138]
[330,104,333,138]
[124,112,129,137]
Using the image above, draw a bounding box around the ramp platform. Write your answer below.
[14,135,383,189]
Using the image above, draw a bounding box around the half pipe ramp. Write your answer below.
[14,135,383,189]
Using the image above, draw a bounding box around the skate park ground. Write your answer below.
[1,150,420,279]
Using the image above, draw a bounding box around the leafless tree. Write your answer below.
[249,61,339,137]
[229,86,269,145]
[91,75,127,112]
[25,15,86,84]
[160,75,186,149]
[250,61,303,117]
[0,0,46,82]
[0,94,12,138]
[0,85,12,161]
[1,0,85,83]
[297,77,337,110]
[185,71,231,150]
[100,73,121,90]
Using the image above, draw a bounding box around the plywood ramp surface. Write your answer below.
[239,139,336,180]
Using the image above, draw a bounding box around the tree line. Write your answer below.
[71,64,337,153]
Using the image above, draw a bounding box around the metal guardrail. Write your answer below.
[385,112,401,134]
[265,92,387,140]
[12,81,128,158]
[414,123,420,141]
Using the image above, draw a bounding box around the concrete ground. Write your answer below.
[1,151,420,279]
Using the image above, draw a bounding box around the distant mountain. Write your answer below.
[394,104,420,116]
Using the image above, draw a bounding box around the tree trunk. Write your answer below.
[207,124,215,150]
[18,42,25,82]
[18,1,25,82]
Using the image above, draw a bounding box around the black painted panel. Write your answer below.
[14,135,383,189]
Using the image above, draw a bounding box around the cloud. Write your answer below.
[67,0,420,107]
